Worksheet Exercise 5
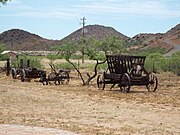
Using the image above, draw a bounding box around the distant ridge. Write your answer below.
[0,24,179,55]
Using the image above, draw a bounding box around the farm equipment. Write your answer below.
[11,59,27,79]
[20,67,46,82]
[11,59,46,82]
[39,63,70,85]
[97,55,158,92]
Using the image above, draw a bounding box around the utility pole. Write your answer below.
[80,17,86,63]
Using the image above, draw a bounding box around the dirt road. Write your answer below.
[0,73,180,135]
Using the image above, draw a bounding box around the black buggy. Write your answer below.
[97,55,158,92]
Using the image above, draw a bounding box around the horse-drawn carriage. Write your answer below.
[97,55,158,92]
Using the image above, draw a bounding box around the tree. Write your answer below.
[53,41,86,84]
[54,41,78,60]
[54,37,127,85]
[0,0,10,5]
[82,38,106,85]
[52,40,106,85]
[77,37,86,63]
[97,36,126,55]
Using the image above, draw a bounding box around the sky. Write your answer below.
[0,0,180,40]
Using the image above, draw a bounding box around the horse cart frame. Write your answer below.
[39,63,70,85]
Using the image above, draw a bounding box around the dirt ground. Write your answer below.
[0,69,180,134]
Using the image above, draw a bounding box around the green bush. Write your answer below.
[0,54,8,61]
[144,51,180,75]
[134,47,166,56]
[55,61,108,72]
[0,43,7,61]
[70,54,82,60]
[29,59,42,68]
[145,53,165,73]
[11,55,42,69]
[168,52,180,75]
[56,62,76,70]
[94,53,106,61]
[47,54,63,60]
[47,54,82,60]
[97,63,108,71]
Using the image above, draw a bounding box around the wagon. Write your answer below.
[11,59,27,79]
[11,59,46,82]
[20,67,46,82]
[39,63,70,85]
[97,55,158,92]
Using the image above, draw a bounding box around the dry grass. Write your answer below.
[0,71,180,135]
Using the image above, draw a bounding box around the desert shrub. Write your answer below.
[11,55,42,69]
[56,62,76,70]
[0,43,8,61]
[144,51,180,75]
[47,53,82,60]
[97,62,108,71]
[94,53,106,61]
[78,62,107,72]
[29,59,42,68]
[70,54,82,60]
[55,61,107,72]
[134,47,166,56]
[0,54,8,61]
[172,51,180,57]
[145,53,165,73]
[168,52,180,75]
[47,54,63,60]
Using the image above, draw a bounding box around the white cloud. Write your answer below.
[1,0,180,19]
[73,0,180,18]
[1,0,79,20]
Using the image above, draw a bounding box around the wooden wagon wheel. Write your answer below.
[48,72,58,85]
[97,74,105,90]
[120,73,131,92]
[20,69,26,82]
[59,71,70,84]
[146,73,158,92]
[11,68,16,79]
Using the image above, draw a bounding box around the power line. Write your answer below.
[80,17,86,63]
[81,17,86,38]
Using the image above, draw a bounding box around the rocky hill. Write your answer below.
[130,23,180,53]
[146,24,180,53]
[62,25,129,41]
[0,25,129,51]
[163,23,180,44]
[0,29,60,51]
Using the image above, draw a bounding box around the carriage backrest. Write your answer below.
[106,55,146,74]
